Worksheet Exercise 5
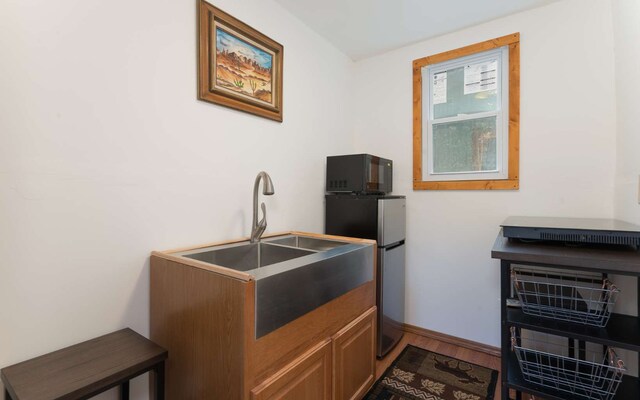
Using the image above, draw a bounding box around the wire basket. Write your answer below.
[511,328,625,400]
[512,267,620,327]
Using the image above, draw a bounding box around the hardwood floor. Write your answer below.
[375,332,503,399]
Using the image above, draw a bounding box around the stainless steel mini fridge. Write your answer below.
[325,194,406,358]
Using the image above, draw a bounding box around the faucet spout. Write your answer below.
[251,172,274,243]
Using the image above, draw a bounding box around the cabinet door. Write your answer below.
[332,307,376,400]
[251,339,332,400]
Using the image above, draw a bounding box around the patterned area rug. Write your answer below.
[365,345,498,400]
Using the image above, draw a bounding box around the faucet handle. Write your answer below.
[252,203,267,241]
[259,202,267,227]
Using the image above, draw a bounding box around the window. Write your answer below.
[413,33,520,190]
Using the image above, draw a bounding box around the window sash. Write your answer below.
[427,114,503,178]
[428,111,501,175]
[423,47,509,182]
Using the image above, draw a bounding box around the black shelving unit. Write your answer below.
[492,233,640,400]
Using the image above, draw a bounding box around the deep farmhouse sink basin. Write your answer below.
[263,235,348,251]
[182,242,314,272]
[174,234,373,338]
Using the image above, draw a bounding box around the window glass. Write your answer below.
[432,116,497,173]
[432,62,499,120]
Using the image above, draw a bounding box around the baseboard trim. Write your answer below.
[402,323,501,358]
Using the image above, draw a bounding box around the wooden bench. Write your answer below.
[1,328,167,400]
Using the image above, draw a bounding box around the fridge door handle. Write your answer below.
[383,240,405,251]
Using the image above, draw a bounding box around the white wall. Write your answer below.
[353,0,618,347]
[613,0,640,225]
[0,0,354,398]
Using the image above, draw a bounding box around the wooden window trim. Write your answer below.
[412,33,520,190]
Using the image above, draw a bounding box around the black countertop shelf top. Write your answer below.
[507,308,640,352]
[507,356,639,400]
[492,231,640,275]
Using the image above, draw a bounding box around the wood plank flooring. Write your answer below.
[375,332,504,399]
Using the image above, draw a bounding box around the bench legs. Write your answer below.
[117,362,163,400]
[154,362,165,400]
[149,362,165,400]
[119,381,129,400]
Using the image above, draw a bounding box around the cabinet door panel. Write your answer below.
[251,340,331,400]
[332,307,376,400]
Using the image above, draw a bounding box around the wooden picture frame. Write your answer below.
[412,33,520,190]
[198,1,284,122]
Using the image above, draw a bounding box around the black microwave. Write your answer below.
[326,154,392,194]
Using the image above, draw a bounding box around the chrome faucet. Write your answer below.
[250,171,275,243]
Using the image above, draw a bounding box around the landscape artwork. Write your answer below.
[199,1,283,121]
[214,26,274,107]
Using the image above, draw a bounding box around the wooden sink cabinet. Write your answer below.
[150,232,377,400]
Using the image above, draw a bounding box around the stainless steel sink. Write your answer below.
[182,242,313,272]
[264,235,348,251]
[175,234,373,339]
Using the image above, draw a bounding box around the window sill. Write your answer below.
[414,179,519,190]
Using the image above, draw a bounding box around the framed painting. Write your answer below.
[198,1,284,122]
